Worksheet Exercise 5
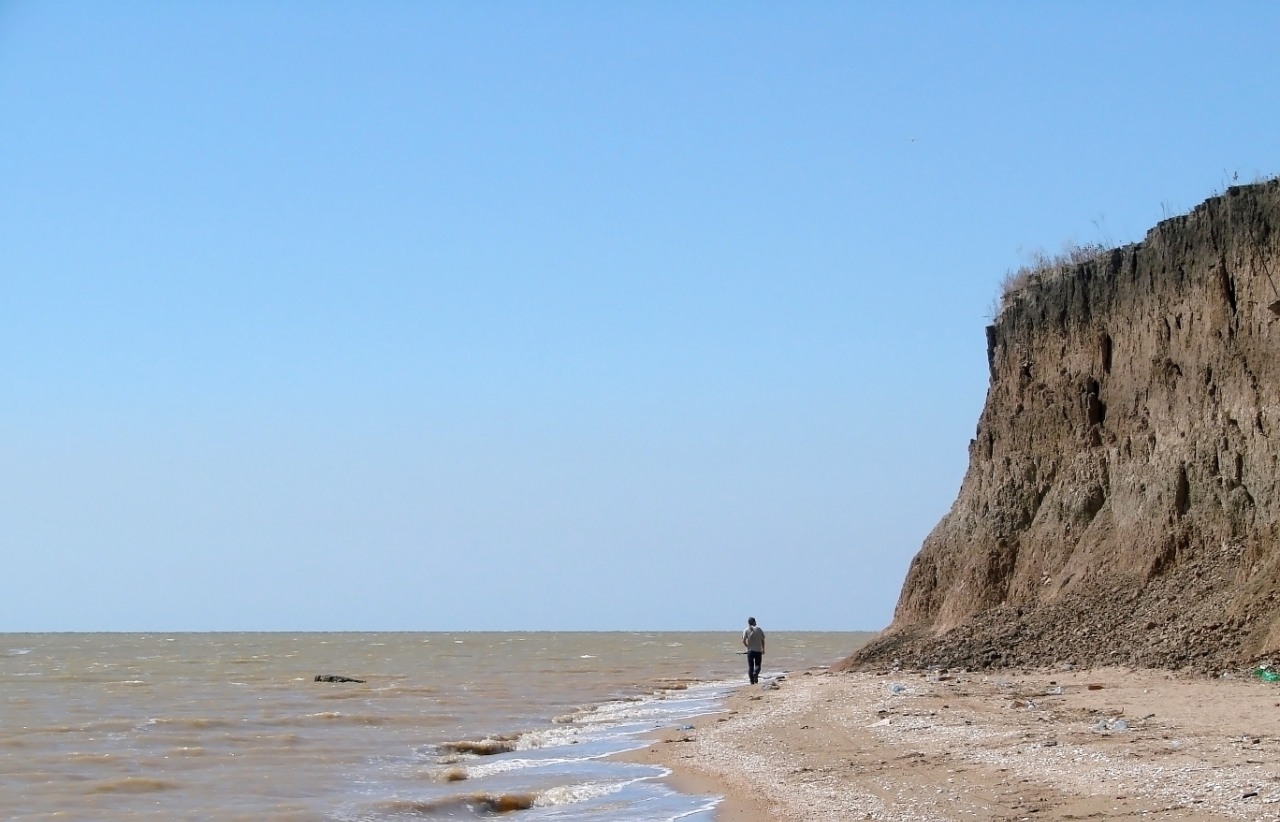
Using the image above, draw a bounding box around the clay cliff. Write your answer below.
[849,179,1280,672]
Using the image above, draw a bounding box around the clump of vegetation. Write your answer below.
[996,241,1108,316]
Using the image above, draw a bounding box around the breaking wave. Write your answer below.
[376,792,535,816]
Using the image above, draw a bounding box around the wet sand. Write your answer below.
[632,666,1280,820]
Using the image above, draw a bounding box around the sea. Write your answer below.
[0,631,871,820]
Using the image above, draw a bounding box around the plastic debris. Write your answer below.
[1252,667,1280,682]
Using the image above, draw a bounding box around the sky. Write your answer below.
[2,3,1278,633]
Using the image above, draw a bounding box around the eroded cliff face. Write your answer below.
[851,180,1280,671]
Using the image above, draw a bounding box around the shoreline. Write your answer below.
[632,665,1280,820]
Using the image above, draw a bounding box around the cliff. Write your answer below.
[849,179,1280,672]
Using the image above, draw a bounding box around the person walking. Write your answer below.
[742,617,765,684]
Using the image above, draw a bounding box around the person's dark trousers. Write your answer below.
[747,651,762,684]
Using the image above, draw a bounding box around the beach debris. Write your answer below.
[1086,683,1104,690]
[394,791,533,816]
[887,682,907,694]
[438,738,518,756]
[1092,718,1129,732]
[1243,791,1260,799]
[468,793,534,813]
[1252,667,1280,682]
[313,674,365,683]
[1045,685,1064,695]
[761,679,781,690]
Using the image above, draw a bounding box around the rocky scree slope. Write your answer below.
[848,180,1280,673]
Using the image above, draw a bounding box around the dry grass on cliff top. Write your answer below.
[995,175,1280,320]
[996,241,1108,317]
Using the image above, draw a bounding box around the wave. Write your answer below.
[393,678,734,821]
[369,773,718,821]
[254,711,391,727]
[89,777,177,794]
[435,734,521,757]
[376,792,535,816]
[140,716,234,730]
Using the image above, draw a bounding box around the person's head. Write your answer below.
[747,617,756,627]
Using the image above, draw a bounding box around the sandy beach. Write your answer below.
[631,666,1280,820]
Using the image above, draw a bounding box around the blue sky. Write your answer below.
[2,3,1278,632]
